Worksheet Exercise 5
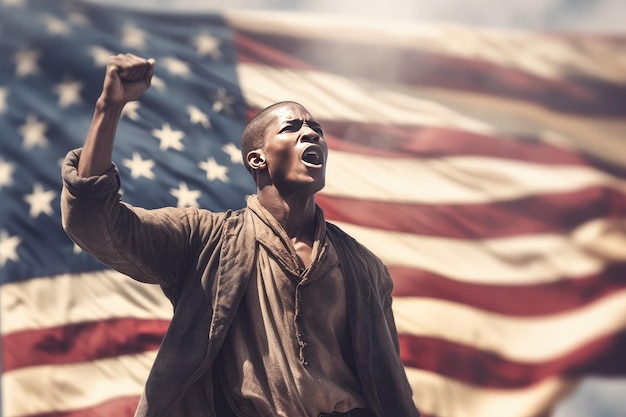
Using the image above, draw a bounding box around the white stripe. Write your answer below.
[323,151,626,204]
[236,64,626,169]
[9,218,606,338]
[393,289,626,362]
[2,351,155,417]
[405,367,576,417]
[332,220,606,285]
[0,270,171,335]
[237,64,499,134]
[393,86,626,170]
[572,217,626,262]
[226,10,626,85]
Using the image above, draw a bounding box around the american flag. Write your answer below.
[1,0,626,416]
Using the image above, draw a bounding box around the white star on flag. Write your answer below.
[122,153,155,180]
[23,183,57,218]
[161,56,191,77]
[211,87,235,115]
[187,105,211,129]
[222,143,243,164]
[150,74,166,91]
[170,182,201,208]
[42,13,72,36]
[199,157,229,182]
[120,25,147,49]
[122,101,141,120]
[0,159,15,188]
[19,114,48,149]
[0,86,8,113]
[192,32,222,59]
[67,11,89,26]
[89,46,114,67]
[13,49,40,77]
[73,243,83,254]
[0,230,21,267]
[2,0,26,8]
[152,123,185,151]
[53,79,83,108]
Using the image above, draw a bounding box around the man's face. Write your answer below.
[260,103,328,195]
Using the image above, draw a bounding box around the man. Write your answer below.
[61,53,419,417]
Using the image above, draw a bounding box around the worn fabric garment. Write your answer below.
[217,198,366,417]
[60,148,420,417]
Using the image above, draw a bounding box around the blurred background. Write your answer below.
[90,0,626,31]
[1,0,625,417]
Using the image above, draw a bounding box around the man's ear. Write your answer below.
[246,150,266,171]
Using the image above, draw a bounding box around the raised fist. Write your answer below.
[100,53,155,107]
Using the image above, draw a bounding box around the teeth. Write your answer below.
[303,151,321,165]
[302,147,322,165]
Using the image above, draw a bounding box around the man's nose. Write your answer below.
[300,123,320,142]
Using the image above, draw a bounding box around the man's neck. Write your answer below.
[256,187,317,240]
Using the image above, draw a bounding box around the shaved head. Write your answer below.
[240,101,304,174]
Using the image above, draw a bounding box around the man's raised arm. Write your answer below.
[78,53,154,177]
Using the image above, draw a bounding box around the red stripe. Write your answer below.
[399,331,626,388]
[235,32,626,117]
[318,187,626,239]
[2,318,168,372]
[246,108,590,164]
[245,107,626,178]
[389,264,626,316]
[322,121,589,164]
[236,32,311,71]
[21,395,139,417]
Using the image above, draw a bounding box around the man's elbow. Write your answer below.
[60,188,95,249]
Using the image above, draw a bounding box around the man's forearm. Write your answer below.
[77,53,154,178]
[77,97,124,177]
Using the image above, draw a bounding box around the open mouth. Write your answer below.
[301,145,324,168]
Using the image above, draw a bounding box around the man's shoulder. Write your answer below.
[325,221,381,263]
[325,221,353,242]
[326,221,391,295]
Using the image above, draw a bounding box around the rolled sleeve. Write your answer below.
[60,148,192,286]
[61,148,120,199]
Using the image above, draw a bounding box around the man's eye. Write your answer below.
[280,121,303,133]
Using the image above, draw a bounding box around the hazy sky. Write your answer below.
[85,0,626,32]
